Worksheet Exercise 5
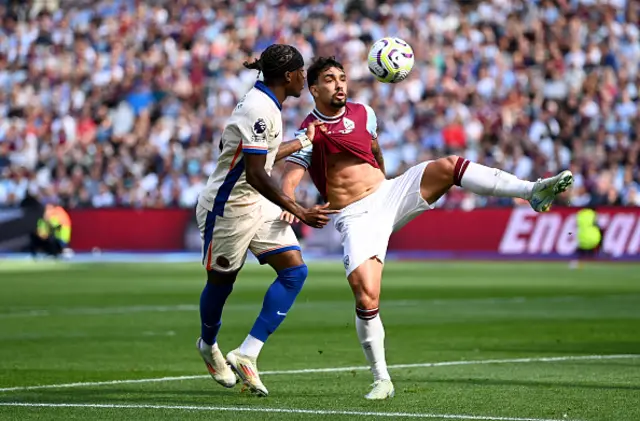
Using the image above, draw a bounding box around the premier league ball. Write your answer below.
[367,37,415,83]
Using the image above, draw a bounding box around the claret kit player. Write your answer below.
[281,56,573,399]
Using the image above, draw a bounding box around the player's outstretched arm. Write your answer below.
[274,121,324,162]
[245,153,303,217]
[245,154,337,228]
[280,161,307,223]
[275,139,308,162]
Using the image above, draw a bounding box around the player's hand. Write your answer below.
[299,203,340,229]
[279,210,299,224]
[305,120,325,143]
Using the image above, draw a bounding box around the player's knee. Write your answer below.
[277,264,308,291]
[207,270,238,286]
[438,155,459,179]
[422,155,459,188]
[355,288,380,311]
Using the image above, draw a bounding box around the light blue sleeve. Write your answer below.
[363,104,378,140]
[285,129,313,169]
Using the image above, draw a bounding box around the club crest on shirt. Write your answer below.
[340,117,355,134]
[343,117,355,130]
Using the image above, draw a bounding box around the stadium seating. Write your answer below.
[0,0,638,210]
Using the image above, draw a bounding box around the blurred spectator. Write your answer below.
[0,0,638,211]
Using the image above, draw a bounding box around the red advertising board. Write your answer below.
[388,206,640,258]
[68,208,195,251]
[67,207,640,258]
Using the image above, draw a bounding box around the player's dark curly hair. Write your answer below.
[243,44,304,82]
[307,56,344,88]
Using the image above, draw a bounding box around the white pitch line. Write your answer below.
[0,402,578,421]
[0,354,637,393]
[0,375,207,393]
[259,354,639,375]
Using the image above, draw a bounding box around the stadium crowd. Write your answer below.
[0,0,639,211]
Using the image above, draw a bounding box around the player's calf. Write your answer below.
[197,271,239,389]
[446,155,535,199]
[229,262,308,397]
[421,154,535,203]
[247,263,308,346]
[200,270,238,346]
[419,155,572,212]
[347,258,391,391]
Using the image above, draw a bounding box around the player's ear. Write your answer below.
[309,84,318,98]
[284,71,292,84]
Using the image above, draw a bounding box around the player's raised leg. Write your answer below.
[347,257,395,400]
[419,156,573,212]
[226,216,308,397]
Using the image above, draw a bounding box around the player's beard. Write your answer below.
[330,96,347,109]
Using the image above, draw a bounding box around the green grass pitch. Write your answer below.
[0,260,638,421]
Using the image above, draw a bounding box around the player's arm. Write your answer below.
[371,137,386,176]
[280,160,308,224]
[275,140,306,162]
[364,104,386,176]
[274,121,323,162]
[282,161,306,201]
[245,155,336,228]
[280,135,313,224]
[244,154,305,218]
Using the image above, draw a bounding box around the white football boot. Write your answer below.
[196,338,237,388]
[364,379,395,400]
[529,170,574,213]
[226,348,269,396]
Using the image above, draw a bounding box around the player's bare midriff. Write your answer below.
[326,152,385,209]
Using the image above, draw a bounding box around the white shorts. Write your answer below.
[196,200,300,273]
[332,161,435,276]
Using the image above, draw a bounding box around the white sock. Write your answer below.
[239,334,264,358]
[355,311,391,381]
[457,159,534,199]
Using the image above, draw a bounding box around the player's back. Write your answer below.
[198,82,284,217]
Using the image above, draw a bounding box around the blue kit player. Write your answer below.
[195,44,337,396]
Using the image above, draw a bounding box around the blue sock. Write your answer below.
[249,264,308,342]
[200,282,233,345]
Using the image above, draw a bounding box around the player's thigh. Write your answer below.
[388,161,437,232]
[199,206,257,273]
[335,210,391,279]
[347,257,384,309]
[249,211,303,272]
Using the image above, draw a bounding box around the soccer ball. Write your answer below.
[367,37,415,83]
